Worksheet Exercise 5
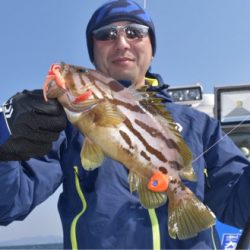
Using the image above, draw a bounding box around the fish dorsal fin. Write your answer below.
[129,171,167,209]
[127,85,160,102]
[157,113,194,181]
[92,100,125,127]
[80,137,105,170]
[138,88,194,180]
[179,164,197,181]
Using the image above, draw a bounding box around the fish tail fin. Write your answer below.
[168,188,215,240]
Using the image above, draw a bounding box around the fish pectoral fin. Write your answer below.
[131,173,167,209]
[93,100,125,127]
[80,137,105,170]
[168,187,216,240]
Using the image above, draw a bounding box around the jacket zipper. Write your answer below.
[204,168,217,250]
[211,226,218,250]
[148,208,161,250]
[70,166,87,250]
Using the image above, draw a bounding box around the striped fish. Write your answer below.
[43,62,215,240]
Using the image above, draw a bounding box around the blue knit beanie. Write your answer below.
[86,0,156,62]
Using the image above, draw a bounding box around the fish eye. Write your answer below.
[62,65,69,73]
[76,67,89,74]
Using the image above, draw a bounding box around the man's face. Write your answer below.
[92,21,153,88]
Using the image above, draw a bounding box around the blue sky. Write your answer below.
[0,0,250,242]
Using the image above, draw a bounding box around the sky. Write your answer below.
[0,0,250,243]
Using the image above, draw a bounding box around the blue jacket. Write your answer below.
[0,85,250,249]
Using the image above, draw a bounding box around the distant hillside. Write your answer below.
[0,235,63,247]
[0,243,63,249]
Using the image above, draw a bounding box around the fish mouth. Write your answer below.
[43,63,67,102]
[43,62,98,112]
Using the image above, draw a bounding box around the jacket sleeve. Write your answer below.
[0,109,64,225]
[203,117,250,229]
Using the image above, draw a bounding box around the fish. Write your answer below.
[43,62,216,240]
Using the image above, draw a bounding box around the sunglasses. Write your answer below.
[92,23,149,41]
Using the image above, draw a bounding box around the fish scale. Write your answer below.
[117,104,183,172]
[43,62,216,240]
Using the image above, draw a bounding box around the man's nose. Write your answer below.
[114,33,131,50]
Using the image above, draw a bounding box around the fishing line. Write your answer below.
[192,115,250,163]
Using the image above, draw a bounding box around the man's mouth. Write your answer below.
[112,57,134,65]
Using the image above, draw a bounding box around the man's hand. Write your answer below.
[0,89,67,161]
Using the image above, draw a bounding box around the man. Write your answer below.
[0,0,250,249]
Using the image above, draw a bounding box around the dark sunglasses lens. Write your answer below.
[125,26,145,39]
[93,24,148,41]
[94,28,117,40]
